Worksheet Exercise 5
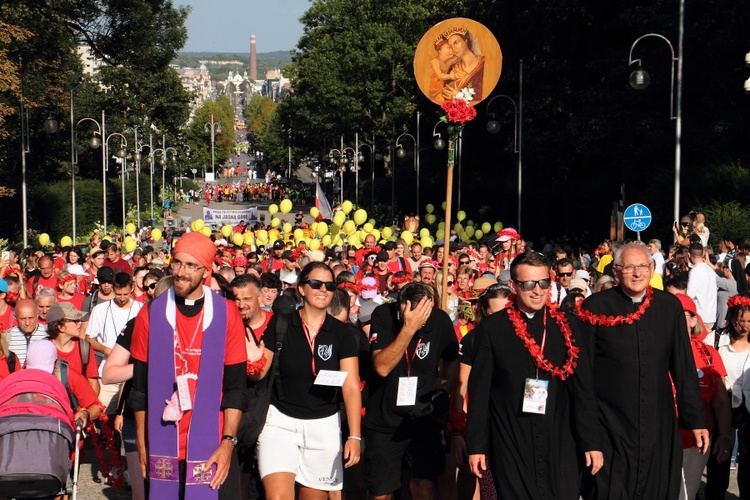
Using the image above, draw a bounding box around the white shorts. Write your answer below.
[99,382,121,414]
[257,404,343,491]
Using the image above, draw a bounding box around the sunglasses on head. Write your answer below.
[302,279,337,292]
[513,279,552,291]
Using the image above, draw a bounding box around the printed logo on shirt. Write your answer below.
[318,344,333,361]
[458,342,464,356]
[370,332,378,343]
[318,475,341,485]
[416,341,431,360]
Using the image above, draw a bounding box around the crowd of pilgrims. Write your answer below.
[0,208,748,500]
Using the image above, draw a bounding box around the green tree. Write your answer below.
[183,97,235,173]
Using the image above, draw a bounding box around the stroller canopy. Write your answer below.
[0,369,74,430]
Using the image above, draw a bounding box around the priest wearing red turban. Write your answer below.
[130,232,248,499]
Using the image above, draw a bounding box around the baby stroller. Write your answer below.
[0,369,83,499]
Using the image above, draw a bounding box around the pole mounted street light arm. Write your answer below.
[485,95,519,153]
[628,33,678,119]
[395,133,416,165]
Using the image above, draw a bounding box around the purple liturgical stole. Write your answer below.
[147,288,228,499]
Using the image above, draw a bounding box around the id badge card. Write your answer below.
[314,370,348,387]
[522,378,549,415]
[396,376,418,406]
[176,374,193,411]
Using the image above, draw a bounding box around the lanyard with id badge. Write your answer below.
[302,321,349,387]
[397,337,422,406]
[522,311,549,415]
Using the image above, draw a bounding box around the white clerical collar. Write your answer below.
[523,311,536,319]
[629,291,647,303]
[184,293,205,306]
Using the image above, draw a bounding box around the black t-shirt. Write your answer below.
[458,329,476,367]
[263,311,358,419]
[366,302,459,433]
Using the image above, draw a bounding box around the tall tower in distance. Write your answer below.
[250,34,257,81]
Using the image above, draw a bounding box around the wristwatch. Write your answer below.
[222,435,238,446]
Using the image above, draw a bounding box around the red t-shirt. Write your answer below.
[27,275,58,297]
[103,258,132,274]
[131,292,149,304]
[0,305,16,332]
[680,340,727,448]
[68,367,100,409]
[57,293,85,311]
[248,310,273,343]
[387,258,411,275]
[57,340,99,380]
[130,298,246,460]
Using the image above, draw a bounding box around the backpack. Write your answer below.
[55,359,79,410]
[236,295,295,449]
[6,351,17,373]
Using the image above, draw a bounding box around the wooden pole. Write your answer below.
[441,137,455,311]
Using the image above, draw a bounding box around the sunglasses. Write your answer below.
[459,261,470,265]
[145,283,157,290]
[447,281,455,286]
[513,279,552,291]
[302,279,337,292]
[557,272,573,277]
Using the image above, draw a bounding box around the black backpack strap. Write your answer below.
[7,351,17,373]
[79,338,91,374]
[273,313,288,401]
[56,360,79,410]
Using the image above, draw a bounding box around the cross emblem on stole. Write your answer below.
[154,458,174,479]
[193,463,213,482]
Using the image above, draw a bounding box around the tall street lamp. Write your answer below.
[628,1,683,226]
[20,93,59,249]
[486,60,523,232]
[358,139,375,209]
[396,133,417,214]
[328,147,344,206]
[102,133,128,235]
[205,114,221,180]
[153,143,177,224]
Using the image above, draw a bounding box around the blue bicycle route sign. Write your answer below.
[624,203,652,232]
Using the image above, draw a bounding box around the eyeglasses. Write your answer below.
[557,272,573,277]
[447,281,454,286]
[513,279,552,291]
[170,260,205,274]
[145,282,157,291]
[681,222,691,227]
[614,263,652,274]
[302,279,337,292]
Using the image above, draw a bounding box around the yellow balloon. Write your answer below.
[363,223,374,234]
[420,228,430,239]
[426,204,434,214]
[317,222,329,237]
[333,211,346,227]
[232,233,244,246]
[60,236,73,248]
[460,232,469,242]
[466,220,474,227]
[221,225,233,238]
[348,233,360,247]
[38,233,50,247]
[268,204,279,215]
[482,222,491,234]
[421,236,434,249]
[382,227,393,239]
[271,217,281,228]
[256,230,268,244]
[425,214,437,225]
[322,235,332,247]
[454,223,463,233]
[126,223,136,236]
[343,220,356,234]
[371,229,381,242]
[465,226,475,237]
[125,240,137,253]
[243,233,254,245]
[193,219,205,231]
[435,228,445,240]
[329,224,340,236]
[441,202,447,211]
[401,230,413,245]
[438,221,445,230]
[332,235,344,247]
[294,228,304,242]
[103,236,113,243]
[494,222,503,232]
[342,200,353,214]
[309,239,321,251]
[353,209,367,226]
[201,227,212,237]
[279,199,293,214]
[310,206,319,218]
[475,229,484,239]
[457,210,466,222]
[282,222,292,234]
[151,228,163,242]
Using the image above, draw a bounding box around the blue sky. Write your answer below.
[174,0,309,53]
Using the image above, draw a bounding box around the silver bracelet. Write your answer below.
[348,436,362,441]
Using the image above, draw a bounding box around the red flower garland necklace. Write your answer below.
[576,286,654,326]
[506,301,580,380]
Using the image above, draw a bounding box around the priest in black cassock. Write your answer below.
[466,252,603,499]
[579,243,708,500]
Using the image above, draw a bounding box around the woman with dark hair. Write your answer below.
[248,262,362,498]
[705,293,750,499]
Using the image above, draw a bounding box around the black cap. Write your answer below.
[96,267,115,283]
[325,249,337,259]
[383,241,397,250]
[273,240,285,249]
[281,250,295,261]
[376,251,389,262]
[99,240,111,251]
